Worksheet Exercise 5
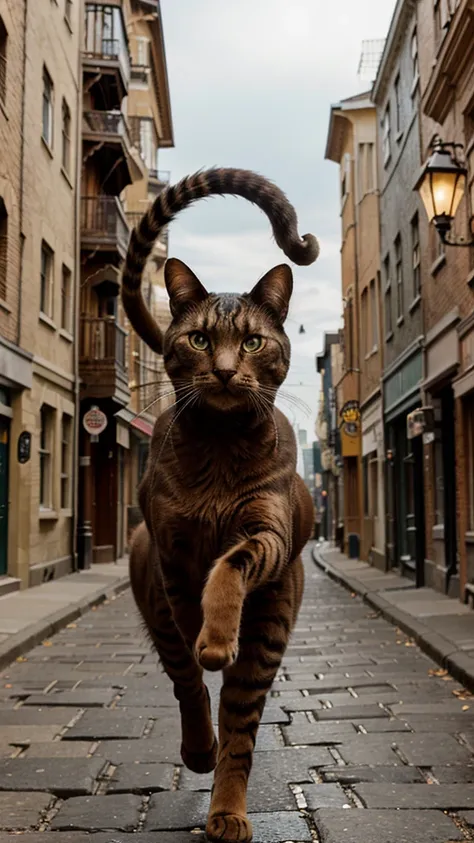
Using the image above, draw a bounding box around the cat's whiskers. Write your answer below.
[158,389,201,461]
[133,384,196,420]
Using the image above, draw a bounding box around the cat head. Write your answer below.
[163,258,292,414]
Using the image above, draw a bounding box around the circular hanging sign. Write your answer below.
[83,406,108,436]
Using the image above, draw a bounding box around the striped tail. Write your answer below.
[121,167,319,353]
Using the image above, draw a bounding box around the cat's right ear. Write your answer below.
[165,258,209,317]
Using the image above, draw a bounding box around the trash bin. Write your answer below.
[347,532,359,560]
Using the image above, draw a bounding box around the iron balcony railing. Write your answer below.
[83,4,130,84]
[81,196,130,256]
[80,315,127,369]
[82,110,131,145]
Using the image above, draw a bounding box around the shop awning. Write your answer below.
[131,417,154,438]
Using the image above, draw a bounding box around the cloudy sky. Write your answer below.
[159,0,395,440]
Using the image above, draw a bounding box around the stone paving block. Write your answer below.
[0,757,105,795]
[302,783,352,809]
[322,765,424,784]
[0,726,61,744]
[248,811,312,842]
[22,741,94,758]
[355,718,412,732]
[63,709,148,740]
[394,732,473,766]
[95,736,181,765]
[24,689,117,707]
[73,662,132,674]
[430,765,474,782]
[355,782,474,809]
[0,791,52,830]
[283,721,356,745]
[108,762,175,793]
[315,704,388,720]
[314,808,462,842]
[460,811,474,826]
[254,725,282,751]
[51,793,142,831]
[116,689,179,708]
[336,736,400,765]
[145,791,210,830]
[0,707,80,726]
[259,705,289,724]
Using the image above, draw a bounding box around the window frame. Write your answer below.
[411,213,421,300]
[370,277,378,351]
[383,254,393,339]
[61,98,71,174]
[42,65,54,148]
[394,234,404,320]
[382,105,391,166]
[394,74,401,135]
[60,414,72,510]
[39,404,55,511]
[0,16,7,106]
[0,198,7,302]
[61,263,72,332]
[40,240,54,319]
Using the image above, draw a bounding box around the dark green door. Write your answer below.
[0,419,9,575]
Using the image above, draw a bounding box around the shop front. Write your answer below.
[361,393,385,570]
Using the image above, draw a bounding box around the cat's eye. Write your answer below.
[189,332,210,351]
[242,335,265,353]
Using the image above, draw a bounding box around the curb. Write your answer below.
[0,574,130,672]
[312,544,474,694]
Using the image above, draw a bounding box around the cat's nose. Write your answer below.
[213,368,237,385]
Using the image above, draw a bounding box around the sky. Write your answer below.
[159,0,396,441]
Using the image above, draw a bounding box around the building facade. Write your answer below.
[417,0,474,599]
[315,333,342,545]
[373,0,427,586]
[1,0,82,590]
[325,93,386,568]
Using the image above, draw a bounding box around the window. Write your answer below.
[61,264,72,332]
[363,456,369,516]
[344,295,354,370]
[370,278,378,350]
[383,106,391,165]
[434,0,451,45]
[341,153,351,201]
[411,28,419,89]
[0,17,7,105]
[65,0,72,26]
[383,255,392,338]
[361,287,369,357]
[0,198,7,301]
[39,405,54,510]
[135,36,149,66]
[62,99,71,173]
[60,414,72,509]
[42,66,54,147]
[139,118,156,171]
[358,143,375,196]
[411,214,421,299]
[40,240,54,318]
[394,75,401,134]
[370,457,379,518]
[395,235,403,319]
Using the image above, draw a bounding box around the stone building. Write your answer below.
[0,0,82,590]
[325,92,385,568]
[372,0,426,585]
[416,0,474,598]
[315,333,342,545]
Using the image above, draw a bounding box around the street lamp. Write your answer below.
[415,137,474,247]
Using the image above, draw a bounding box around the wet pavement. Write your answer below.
[1,544,474,842]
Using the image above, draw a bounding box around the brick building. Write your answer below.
[416,0,474,598]
[0,0,82,589]
[315,333,342,545]
[372,0,427,585]
[325,93,385,567]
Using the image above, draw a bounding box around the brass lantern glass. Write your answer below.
[416,145,467,236]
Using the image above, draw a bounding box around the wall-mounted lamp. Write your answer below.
[415,137,474,247]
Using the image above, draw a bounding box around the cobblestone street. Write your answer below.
[1,546,474,842]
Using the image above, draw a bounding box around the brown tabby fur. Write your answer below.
[123,168,318,843]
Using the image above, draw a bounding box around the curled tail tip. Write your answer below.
[286,233,320,267]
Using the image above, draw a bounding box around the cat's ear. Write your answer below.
[248,264,293,323]
[164,258,209,316]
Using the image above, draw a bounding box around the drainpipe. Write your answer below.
[16,0,28,347]
[71,6,85,572]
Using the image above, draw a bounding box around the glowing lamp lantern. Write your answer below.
[415,143,467,242]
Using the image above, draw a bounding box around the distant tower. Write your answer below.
[358,39,386,84]
[298,428,308,447]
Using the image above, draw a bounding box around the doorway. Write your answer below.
[0,419,9,575]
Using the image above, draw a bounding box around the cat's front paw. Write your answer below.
[206,813,252,843]
[195,625,238,671]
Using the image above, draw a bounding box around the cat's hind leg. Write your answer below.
[129,523,217,774]
[206,557,304,843]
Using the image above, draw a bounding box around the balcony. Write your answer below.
[83,4,130,108]
[81,196,130,259]
[79,316,130,406]
[82,111,137,191]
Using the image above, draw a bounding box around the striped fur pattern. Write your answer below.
[126,170,317,843]
[121,167,319,354]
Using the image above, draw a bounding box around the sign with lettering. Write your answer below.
[17,431,31,464]
[340,400,360,438]
[83,406,107,436]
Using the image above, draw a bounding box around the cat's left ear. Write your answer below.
[248,264,293,323]
[165,258,209,316]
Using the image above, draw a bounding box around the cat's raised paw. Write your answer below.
[195,627,238,671]
[206,813,252,843]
